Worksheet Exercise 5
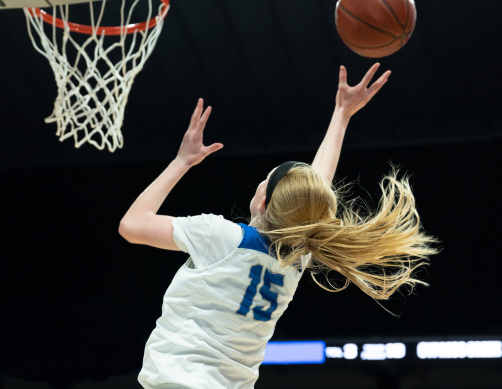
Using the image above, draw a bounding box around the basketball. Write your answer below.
[335,0,417,58]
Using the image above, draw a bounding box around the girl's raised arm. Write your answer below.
[312,63,391,182]
[119,99,223,250]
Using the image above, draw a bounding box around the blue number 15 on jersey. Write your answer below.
[236,264,285,322]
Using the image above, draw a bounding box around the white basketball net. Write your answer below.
[24,0,169,152]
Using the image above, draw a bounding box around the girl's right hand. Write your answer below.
[335,63,391,118]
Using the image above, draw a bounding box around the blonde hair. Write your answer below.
[258,164,439,300]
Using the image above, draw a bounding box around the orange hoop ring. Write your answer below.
[28,0,170,36]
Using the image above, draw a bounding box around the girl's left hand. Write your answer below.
[176,99,224,166]
[335,63,391,118]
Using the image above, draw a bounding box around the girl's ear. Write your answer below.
[258,195,267,212]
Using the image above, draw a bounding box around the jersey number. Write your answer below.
[236,264,284,322]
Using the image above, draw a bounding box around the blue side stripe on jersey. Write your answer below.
[237,223,271,255]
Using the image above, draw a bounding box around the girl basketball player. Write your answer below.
[120,63,438,389]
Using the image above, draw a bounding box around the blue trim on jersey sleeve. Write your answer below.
[237,223,303,273]
[237,223,271,255]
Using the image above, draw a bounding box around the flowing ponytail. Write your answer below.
[258,165,439,300]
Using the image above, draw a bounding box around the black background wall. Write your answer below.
[1,0,502,388]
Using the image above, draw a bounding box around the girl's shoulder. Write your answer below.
[236,223,270,255]
[173,214,244,268]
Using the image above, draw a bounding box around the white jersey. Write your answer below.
[139,215,308,389]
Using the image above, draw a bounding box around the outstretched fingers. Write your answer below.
[190,98,204,126]
[197,106,212,132]
[368,70,391,97]
[189,98,212,133]
[205,142,224,155]
[339,65,348,86]
[360,62,381,88]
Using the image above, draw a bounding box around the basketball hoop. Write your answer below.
[24,0,170,152]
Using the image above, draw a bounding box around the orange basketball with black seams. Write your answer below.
[335,0,417,58]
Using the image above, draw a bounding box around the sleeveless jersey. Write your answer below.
[138,223,307,389]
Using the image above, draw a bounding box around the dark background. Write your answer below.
[1,0,502,388]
